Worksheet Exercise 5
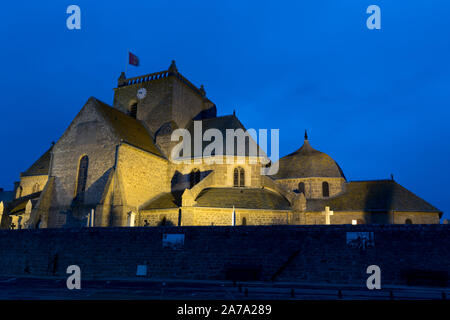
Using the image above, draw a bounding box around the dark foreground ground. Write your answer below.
[0,276,448,300]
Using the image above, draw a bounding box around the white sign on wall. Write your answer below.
[162,234,185,249]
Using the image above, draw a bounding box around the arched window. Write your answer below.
[242,217,247,226]
[75,155,89,198]
[298,182,305,195]
[234,167,245,187]
[322,181,329,197]
[405,218,412,225]
[32,183,40,193]
[189,169,201,188]
[129,102,138,119]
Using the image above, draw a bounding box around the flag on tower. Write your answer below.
[129,51,139,66]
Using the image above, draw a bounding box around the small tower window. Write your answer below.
[234,167,245,187]
[298,182,305,195]
[242,217,247,226]
[129,102,138,119]
[189,169,201,188]
[322,181,329,197]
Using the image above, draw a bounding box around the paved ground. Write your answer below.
[0,276,448,300]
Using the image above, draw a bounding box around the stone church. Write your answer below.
[0,61,442,229]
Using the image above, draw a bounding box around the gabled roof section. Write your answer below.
[195,187,291,210]
[183,115,267,158]
[307,180,442,215]
[21,146,53,177]
[141,191,183,210]
[6,192,41,215]
[93,98,163,157]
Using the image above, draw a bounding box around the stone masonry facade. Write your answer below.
[0,61,442,230]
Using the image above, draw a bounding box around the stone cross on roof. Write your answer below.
[322,206,333,225]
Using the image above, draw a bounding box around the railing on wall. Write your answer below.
[118,70,206,98]
[120,71,169,86]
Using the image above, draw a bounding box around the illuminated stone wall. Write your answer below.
[139,209,179,226]
[169,159,265,191]
[275,177,345,199]
[46,99,119,227]
[304,211,440,225]
[113,74,213,144]
[16,175,49,198]
[114,77,172,134]
[182,207,291,226]
[115,144,170,208]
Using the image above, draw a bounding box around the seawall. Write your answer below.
[0,225,448,286]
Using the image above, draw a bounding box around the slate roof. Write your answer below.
[21,146,53,177]
[307,180,442,215]
[183,115,267,158]
[141,191,183,210]
[94,98,163,157]
[6,192,41,215]
[273,139,345,180]
[194,187,291,210]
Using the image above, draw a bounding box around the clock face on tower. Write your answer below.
[137,88,147,100]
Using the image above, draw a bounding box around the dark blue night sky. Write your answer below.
[0,1,449,219]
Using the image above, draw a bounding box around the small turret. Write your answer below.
[117,72,126,87]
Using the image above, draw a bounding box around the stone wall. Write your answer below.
[48,100,118,227]
[171,75,213,130]
[170,158,264,192]
[181,207,291,226]
[113,78,172,134]
[17,175,49,198]
[0,225,448,286]
[113,74,213,138]
[304,211,440,225]
[139,209,180,226]
[275,177,345,199]
[115,144,170,209]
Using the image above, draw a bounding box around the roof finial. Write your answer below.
[199,84,206,97]
[168,60,178,73]
[233,109,236,117]
[118,72,126,87]
[390,173,394,181]
[304,130,308,140]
